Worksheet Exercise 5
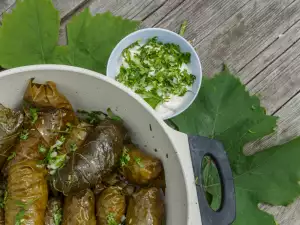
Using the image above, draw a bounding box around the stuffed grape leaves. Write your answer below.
[121,144,162,185]
[1,79,167,225]
[52,119,126,195]
[23,80,73,111]
[126,187,164,225]
[96,186,126,225]
[44,197,63,225]
[0,104,24,169]
[62,189,96,225]
[5,160,48,225]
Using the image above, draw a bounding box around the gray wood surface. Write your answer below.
[1,0,300,224]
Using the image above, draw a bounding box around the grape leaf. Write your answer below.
[0,0,139,74]
[53,9,139,74]
[172,67,277,173]
[172,68,300,225]
[0,0,59,68]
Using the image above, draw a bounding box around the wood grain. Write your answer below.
[89,0,166,21]
[153,0,251,47]
[0,0,89,20]
[196,0,300,76]
[0,0,14,15]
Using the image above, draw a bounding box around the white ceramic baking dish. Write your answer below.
[0,65,236,225]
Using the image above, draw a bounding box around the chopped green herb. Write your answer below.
[77,110,106,125]
[120,147,130,167]
[29,107,38,124]
[7,151,16,161]
[134,157,144,168]
[69,143,78,152]
[53,208,62,225]
[15,208,25,225]
[107,108,122,121]
[38,145,47,154]
[20,129,29,140]
[14,198,37,225]
[116,37,195,109]
[42,135,67,174]
[107,213,118,225]
[179,20,188,36]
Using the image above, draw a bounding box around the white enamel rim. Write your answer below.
[0,65,201,225]
[107,28,202,120]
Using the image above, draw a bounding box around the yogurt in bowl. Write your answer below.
[107,28,202,119]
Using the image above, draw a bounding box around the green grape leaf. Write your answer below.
[0,0,139,75]
[171,68,300,225]
[172,67,277,173]
[0,0,59,68]
[53,9,140,74]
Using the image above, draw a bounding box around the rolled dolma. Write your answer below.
[96,186,126,225]
[62,189,96,225]
[126,188,164,225]
[121,144,162,185]
[52,119,126,195]
[0,104,24,169]
[5,160,48,225]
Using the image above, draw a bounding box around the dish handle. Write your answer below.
[189,135,236,225]
[166,125,236,225]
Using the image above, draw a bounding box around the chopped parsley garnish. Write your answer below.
[107,213,118,225]
[42,136,67,175]
[120,147,130,167]
[179,20,188,36]
[29,107,38,124]
[38,145,47,154]
[7,151,16,161]
[15,199,37,225]
[134,157,144,168]
[53,208,62,225]
[69,143,78,152]
[107,108,122,121]
[20,129,29,140]
[116,37,196,108]
[77,110,106,125]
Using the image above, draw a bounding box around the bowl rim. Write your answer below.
[107,27,202,120]
[0,64,165,125]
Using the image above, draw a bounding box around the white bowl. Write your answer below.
[107,28,202,120]
[0,65,235,225]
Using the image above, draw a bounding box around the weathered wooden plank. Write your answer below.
[261,198,300,225]
[195,0,300,76]
[53,0,90,19]
[239,20,300,84]
[89,0,166,21]
[152,0,251,47]
[245,91,300,153]
[0,0,89,20]
[142,0,184,27]
[0,0,14,14]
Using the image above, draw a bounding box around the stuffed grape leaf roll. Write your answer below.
[62,189,96,225]
[5,160,48,225]
[96,186,126,225]
[0,104,24,169]
[121,144,162,185]
[126,187,164,225]
[52,119,126,195]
